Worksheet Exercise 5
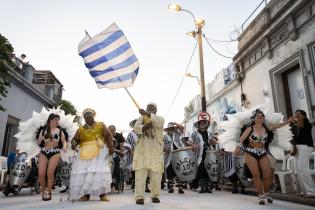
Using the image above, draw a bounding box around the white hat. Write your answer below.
[164,122,176,130]
[129,119,137,128]
[147,102,157,109]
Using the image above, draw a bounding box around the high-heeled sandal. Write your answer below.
[42,190,51,201]
[265,194,273,203]
[258,194,265,205]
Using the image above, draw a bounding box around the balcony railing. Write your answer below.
[240,0,270,32]
[10,55,62,103]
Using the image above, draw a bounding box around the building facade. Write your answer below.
[0,58,63,156]
[184,0,315,141]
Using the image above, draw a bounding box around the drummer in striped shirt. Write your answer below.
[124,119,138,191]
[163,122,186,194]
[188,115,213,193]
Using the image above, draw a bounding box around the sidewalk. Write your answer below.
[222,185,315,206]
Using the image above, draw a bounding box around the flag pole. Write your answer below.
[124,87,140,109]
[84,30,141,110]
[85,30,91,38]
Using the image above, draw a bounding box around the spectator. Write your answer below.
[291,109,315,198]
[18,54,29,69]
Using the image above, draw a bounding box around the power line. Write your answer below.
[165,41,198,119]
[204,37,237,43]
[225,41,237,56]
[203,34,234,59]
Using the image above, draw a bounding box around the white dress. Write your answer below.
[70,146,112,198]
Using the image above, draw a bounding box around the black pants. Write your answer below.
[197,156,210,190]
[166,164,184,189]
[229,173,244,188]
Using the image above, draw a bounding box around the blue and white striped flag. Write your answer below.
[78,23,139,89]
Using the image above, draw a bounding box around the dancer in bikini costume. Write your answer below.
[219,104,293,205]
[15,107,78,201]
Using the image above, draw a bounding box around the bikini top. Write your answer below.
[43,129,61,143]
[249,132,268,143]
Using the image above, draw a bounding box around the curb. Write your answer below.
[222,185,315,206]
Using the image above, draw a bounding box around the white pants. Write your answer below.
[296,145,315,195]
[135,168,162,200]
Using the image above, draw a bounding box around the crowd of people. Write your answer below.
[3,104,315,205]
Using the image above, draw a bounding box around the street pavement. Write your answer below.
[0,187,314,210]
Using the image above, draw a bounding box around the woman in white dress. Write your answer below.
[70,108,114,201]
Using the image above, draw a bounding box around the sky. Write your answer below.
[1,0,265,134]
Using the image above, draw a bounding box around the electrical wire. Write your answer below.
[203,34,234,59]
[203,36,237,43]
[225,41,237,56]
[165,41,198,119]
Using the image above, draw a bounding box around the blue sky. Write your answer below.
[1,0,265,133]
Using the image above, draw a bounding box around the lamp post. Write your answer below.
[169,3,207,112]
[185,73,200,85]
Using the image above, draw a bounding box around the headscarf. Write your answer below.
[82,108,96,117]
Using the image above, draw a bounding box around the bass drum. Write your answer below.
[10,152,31,186]
[204,149,219,182]
[171,147,197,182]
[235,156,252,187]
[60,160,72,187]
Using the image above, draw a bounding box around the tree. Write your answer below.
[55,99,77,115]
[0,34,14,111]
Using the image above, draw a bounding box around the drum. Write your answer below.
[235,156,251,187]
[171,147,197,182]
[10,152,31,186]
[204,149,219,182]
[61,161,72,187]
[119,157,127,169]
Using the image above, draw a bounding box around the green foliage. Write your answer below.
[55,99,77,115]
[0,34,14,111]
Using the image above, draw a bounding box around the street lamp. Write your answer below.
[185,73,200,85]
[168,3,207,112]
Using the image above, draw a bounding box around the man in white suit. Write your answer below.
[132,103,164,205]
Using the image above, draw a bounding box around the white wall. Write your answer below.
[0,83,46,153]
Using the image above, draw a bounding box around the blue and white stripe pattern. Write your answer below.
[78,23,139,89]
[124,130,138,168]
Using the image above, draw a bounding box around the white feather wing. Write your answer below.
[218,103,293,156]
[16,107,78,162]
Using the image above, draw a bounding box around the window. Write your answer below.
[2,116,19,156]
[308,41,315,112]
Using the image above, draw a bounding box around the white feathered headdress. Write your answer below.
[15,107,78,162]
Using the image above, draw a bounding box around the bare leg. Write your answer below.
[245,153,262,194]
[259,155,273,203]
[38,153,48,192]
[259,155,272,194]
[46,154,61,193]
